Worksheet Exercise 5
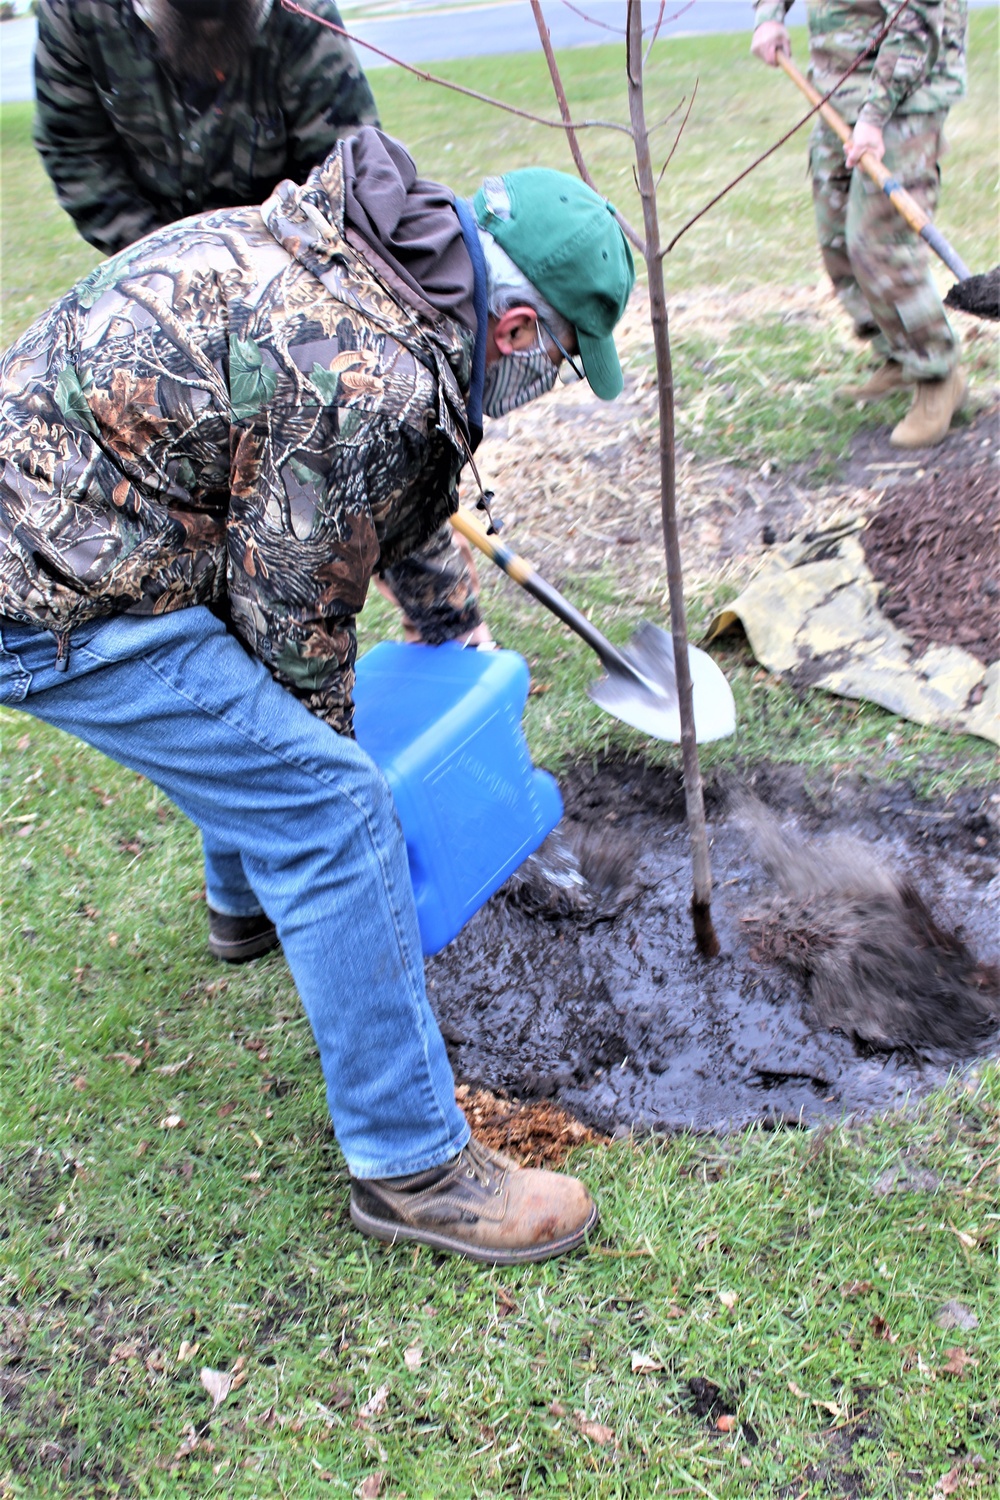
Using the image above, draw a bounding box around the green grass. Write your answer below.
[2,728,998,1497]
[4,11,997,341]
[2,15,999,1498]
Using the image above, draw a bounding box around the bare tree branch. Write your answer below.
[529,0,646,255]
[646,100,686,135]
[644,1,667,65]
[625,0,718,956]
[645,1,696,67]
[559,0,626,35]
[280,0,633,135]
[663,0,916,253]
[656,79,698,186]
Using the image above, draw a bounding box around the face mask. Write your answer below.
[482,340,558,418]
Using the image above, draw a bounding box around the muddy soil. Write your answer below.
[428,764,999,1137]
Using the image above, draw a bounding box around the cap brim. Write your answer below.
[577,328,624,401]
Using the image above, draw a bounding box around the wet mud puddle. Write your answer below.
[426,764,999,1136]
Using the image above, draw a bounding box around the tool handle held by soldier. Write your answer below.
[777,52,972,283]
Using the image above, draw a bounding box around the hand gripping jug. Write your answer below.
[353,642,562,954]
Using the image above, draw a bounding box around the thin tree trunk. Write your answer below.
[626,0,718,955]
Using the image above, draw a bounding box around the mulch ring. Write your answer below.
[862,429,1000,665]
[455,1084,607,1168]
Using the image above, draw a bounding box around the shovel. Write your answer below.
[778,52,998,320]
[450,507,736,743]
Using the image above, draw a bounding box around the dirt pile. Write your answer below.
[740,802,1000,1051]
[945,268,1000,321]
[427,764,999,1137]
[862,452,999,665]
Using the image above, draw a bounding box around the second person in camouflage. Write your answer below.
[751,0,968,447]
[34,0,379,257]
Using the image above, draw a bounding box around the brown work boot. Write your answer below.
[890,366,968,448]
[207,906,280,963]
[835,361,911,403]
[350,1137,597,1265]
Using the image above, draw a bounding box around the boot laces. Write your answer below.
[460,1138,504,1190]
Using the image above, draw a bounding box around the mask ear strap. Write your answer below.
[456,429,503,535]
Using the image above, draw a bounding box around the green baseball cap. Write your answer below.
[473,169,635,401]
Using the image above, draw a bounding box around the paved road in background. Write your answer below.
[3,3,754,104]
[3,2,996,103]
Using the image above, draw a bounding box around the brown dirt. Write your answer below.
[454,1083,606,1167]
[861,446,1000,665]
[945,267,1000,321]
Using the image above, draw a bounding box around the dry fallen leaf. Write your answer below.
[788,1381,809,1400]
[403,1344,423,1372]
[716,1413,737,1432]
[870,1314,898,1343]
[356,1474,386,1499]
[200,1367,234,1408]
[575,1412,616,1445]
[111,1051,145,1073]
[155,1054,194,1077]
[630,1352,663,1374]
[718,1290,737,1309]
[357,1383,390,1420]
[548,1400,566,1418]
[940,1347,977,1376]
[935,1300,978,1332]
[841,1280,873,1297]
[936,1464,963,1495]
[159,1114,184,1130]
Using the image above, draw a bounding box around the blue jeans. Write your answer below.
[0,607,470,1178]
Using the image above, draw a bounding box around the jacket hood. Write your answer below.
[261,130,476,451]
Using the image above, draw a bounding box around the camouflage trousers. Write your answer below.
[809,110,959,380]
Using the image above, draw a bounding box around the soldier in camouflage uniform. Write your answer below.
[34,0,378,256]
[0,129,635,1264]
[751,0,968,446]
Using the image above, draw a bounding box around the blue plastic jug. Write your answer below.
[353,642,562,955]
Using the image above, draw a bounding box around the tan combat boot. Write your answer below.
[835,361,912,403]
[890,366,968,448]
[350,1137,597,1265]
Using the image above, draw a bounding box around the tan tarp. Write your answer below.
[707,515,999,747]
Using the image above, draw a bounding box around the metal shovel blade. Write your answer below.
[588,621,736,743]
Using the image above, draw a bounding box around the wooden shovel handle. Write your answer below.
[450,506,640,681]
[777,51,971,281]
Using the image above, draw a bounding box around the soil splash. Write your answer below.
[427,764,999,1137]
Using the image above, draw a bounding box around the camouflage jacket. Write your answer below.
[752,0,968,125]
[34,0,379,256]
[0,134,481,735]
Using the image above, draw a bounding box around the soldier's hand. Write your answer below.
[845,121,885,170]
[750,22,790,66]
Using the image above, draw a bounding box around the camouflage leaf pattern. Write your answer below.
[33,0,379,255]
[752,0,967,126]
[0,143,479,736]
